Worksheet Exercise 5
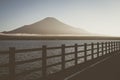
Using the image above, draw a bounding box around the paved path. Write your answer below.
[65,53,120,80]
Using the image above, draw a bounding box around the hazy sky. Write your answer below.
[0,0,120,36]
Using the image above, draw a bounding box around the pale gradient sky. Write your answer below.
[0,0,120,36]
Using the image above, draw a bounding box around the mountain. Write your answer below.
[5,17,91,35]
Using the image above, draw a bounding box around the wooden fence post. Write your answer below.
[62,44,65,70]
[115,42,117,51]
[108,42,110,54]
[42,45,47,79]
[105,42,107,54]
[101,42,104,56]
[91,43,94,59]
[116,42,117,51]
[110,42,112,53]
[9,47,15,80]
[75,44,78,66]
[111,42,112,53]
[119,42,120,51]
[84,43,87,62]
[111,42,114,53]
[117,42,118,51]
[116,42,118,51]
[118,42,119,51]
[118,41,120,51]
[97,42,99,57]
[113,42,115,52]
[114,42,116,52]
[113,42,114,52]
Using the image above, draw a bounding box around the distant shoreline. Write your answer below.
[0,35,120,40]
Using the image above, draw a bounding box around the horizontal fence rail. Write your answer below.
[0,41,120,80]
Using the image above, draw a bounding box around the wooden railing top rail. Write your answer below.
[0,44,85,54]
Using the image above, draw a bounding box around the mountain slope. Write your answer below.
[6,17,90,35]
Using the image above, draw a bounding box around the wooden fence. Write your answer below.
[0,41,120,80]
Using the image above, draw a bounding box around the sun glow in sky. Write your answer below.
[0,0,120,36]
